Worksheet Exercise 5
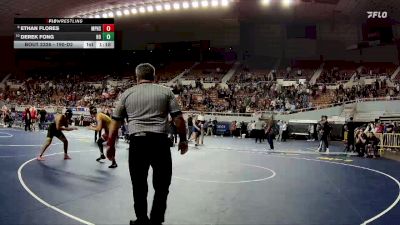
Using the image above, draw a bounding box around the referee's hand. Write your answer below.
[178,141,188,155]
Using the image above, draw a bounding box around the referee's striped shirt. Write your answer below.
[112,83,181,135]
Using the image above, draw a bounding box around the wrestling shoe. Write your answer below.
[96,155,106,162]
[109,162,118,168]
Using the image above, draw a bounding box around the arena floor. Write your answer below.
[0,128,399,225]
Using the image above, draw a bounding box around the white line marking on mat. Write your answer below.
[0,132,13,138]
[0,143,62,147]
[18,150,96,225]
[174,163,276,184]
[220,148,400,225]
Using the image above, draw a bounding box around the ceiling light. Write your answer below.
[201,0,209,7]
[182,2,190,9]
[221,0,229,6]
[147,5,154,12]
[139,6,146,13]
[108,11,114,17]
[164,3,171,10]
[192,1,199,8]
[156,4,163,11]
[173,2,181,10]
[211,0,219,7]
[88,15,94,18]
[131,8,138,14]
[116,10,122,16]
[261,0,270,5]
[282,0,292,7]
[123,9,130,15]
[102,13,108,18]
[95,14,100,18]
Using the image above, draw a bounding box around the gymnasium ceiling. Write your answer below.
[0,0,399,35]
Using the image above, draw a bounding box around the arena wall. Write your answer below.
[356,100,400,114]
[121,21,398,64]
[122,21,240,50]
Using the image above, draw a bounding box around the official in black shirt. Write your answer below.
[107,63,188,225]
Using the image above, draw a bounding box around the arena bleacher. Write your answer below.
[183,61,234,82]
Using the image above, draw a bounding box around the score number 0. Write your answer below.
[102,24,114,32]
[102,24,115,41]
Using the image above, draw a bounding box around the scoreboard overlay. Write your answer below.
[14,18,115,49]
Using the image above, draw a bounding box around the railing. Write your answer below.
[182,111,254,117]
[5,96,400,119]
[183,96,400,117]
[379,133,400,153]
[316,80,348,86]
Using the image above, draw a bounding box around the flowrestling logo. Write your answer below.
[367,11,388,18]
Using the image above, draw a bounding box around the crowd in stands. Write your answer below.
[317,61,357,84]
[229,67,271,84]
[275,68,314,80]
[0,72,134,108]
[359,62,397,78]
[230,66,314,84]
[333,78,400,104]
[317,62,397,84]
[318,68,355,84]
[183,62,233,82]
[173,81,321,113]
[1,60,399,114]
[156,61,194,82]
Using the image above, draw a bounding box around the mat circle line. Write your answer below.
[173,163,276,184]
[18,148,400,225]
[217,147,400,225]
[0,132,13,138]
[18,150,96,225]
[0,143,62,147]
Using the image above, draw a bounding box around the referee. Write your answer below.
[106,63,188,225]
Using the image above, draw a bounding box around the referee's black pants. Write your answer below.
[25,119,31,131]
[255,129,262,143]
[129,134,172,223]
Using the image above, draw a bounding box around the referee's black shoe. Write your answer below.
[130,219,150,225]
[149,220,163,225]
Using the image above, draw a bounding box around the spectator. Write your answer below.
[39,109,47,130]
[366,132,380,158]
[317,115,331,153]
[385,122,394,133]
[23,108,31,131]
[254,119,265,143]
[187,115,193,139]
[230,121,237,138]
[307,123,315,141]
[346,117,355,152]
[206,119,214,136]
[79,114,84,126]
[212,117,218,135]
[240,121,247,138]
[276,120,283,142]
[281,121,288,142]
[265,119,275,151]
[355,129,367,157]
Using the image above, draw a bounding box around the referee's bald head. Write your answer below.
[136,63,156,81]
